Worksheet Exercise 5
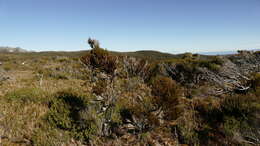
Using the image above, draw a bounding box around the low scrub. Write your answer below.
[46,90,100,143]
[181,94,260,145]
[150,76,182,120]
[5,87,48,103]
[81,48,117,74]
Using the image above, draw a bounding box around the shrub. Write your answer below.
[199,60,221,71]
[251,73,260,92]
[150,76,182,120]
[197,56,223,71]
[223,116,241,137]
[117,94,157,133]
[128,59,151,78]
[180,56,223,72]
[81,48,117,74]
[46,90,100,142]
[88,38,100,49]
[92,80,107,95]
[191,94,260,145]
[221,95,258,120]
[182,52,193,59]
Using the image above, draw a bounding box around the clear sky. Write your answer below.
[0,0,259,53]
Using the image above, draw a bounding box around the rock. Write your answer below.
[98,72,109,80]
[124,123,135,130]
[95,95,104,101]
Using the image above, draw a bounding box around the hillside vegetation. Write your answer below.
[0,41,259,146]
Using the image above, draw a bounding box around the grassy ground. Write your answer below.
[0,52,91,145]
[0,50,259,145]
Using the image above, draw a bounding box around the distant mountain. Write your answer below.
[199,49,260,55]
[123,50,177,60]
[0,46,27,53]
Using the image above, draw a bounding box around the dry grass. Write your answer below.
[0,50,259,145]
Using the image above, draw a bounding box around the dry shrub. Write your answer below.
[176,100,199,145]
[81,48,117,74]
[150,76,182,120]
[151,76,181,106]
[251,73,260,91]
[92,80,107,95]
[190,94,260,145]
[123,57,154,81]
[118,95,157,132]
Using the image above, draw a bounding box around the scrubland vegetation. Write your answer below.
[0,41,259,145]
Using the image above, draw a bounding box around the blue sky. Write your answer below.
[0,0,259,53]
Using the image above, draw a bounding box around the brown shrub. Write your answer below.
[92,80,107,96]
[251,73,260,92]
[150,76,182,120]
[81,48,117,74]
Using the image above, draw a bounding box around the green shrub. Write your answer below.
[176,102,200,145]
[182,52,193,59]
[221,95,258,120]
[223,117,241,136]
[199,60,221,71]
[177,56,224,72]
[3,65,11,71]
[46,90,100,142]
[197,56,223,71]
[191,94,260,145]
[251,73,260,91]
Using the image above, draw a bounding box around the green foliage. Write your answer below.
[251,73,260,92]
[168,55,224,72]
[1,47,259,145]
[221,95,258,120]
[46,90,99,142]
[254,50,260,55]
[31,123,71,146]
[223,116,241,136]
[176,103,200,145]
[191,94,260,145]
[5,87,48,103]
[198,60,221,71]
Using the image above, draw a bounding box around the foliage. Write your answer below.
[88,38,100,49]
[92,80,107,95]
[190,94,260,145]
[81,48,117,74]
[150,76,182,120]
[0,47,259,145]
[251,73,260,94]
[46,90,100,142]
[5,87,48,103]
[37,69,68,80]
